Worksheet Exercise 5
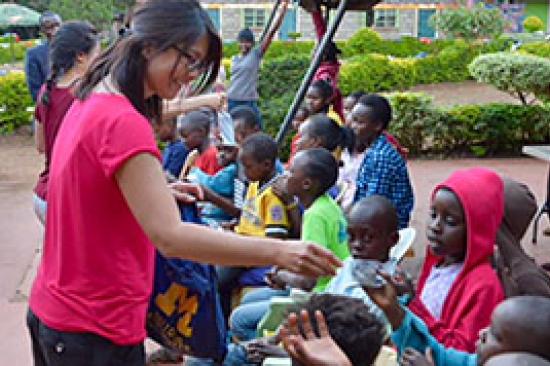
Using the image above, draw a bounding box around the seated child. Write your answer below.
[217,133,290,322]
[287,105,309,167]
[281,294,385,366]
[381,295,550,366]
[405,168,504,352]
[285,295,550,366]
[344,91,407,159]
[305,79,343,127]
[189,139,239,227]
[227,195,400,365]
[350,94,413,229]
[179,109,222,176]
[295,113,354,164]
[496,178,550,298]
[229,148,351,343]
[155,117,188,179]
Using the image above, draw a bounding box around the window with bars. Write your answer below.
[374,9,398,28]
[243,8,266,28]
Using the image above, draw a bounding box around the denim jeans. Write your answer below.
[26,309,144,366]
[230,287,290,342]
[227,99,263,130]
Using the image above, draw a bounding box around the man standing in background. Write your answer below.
[24,11,62,102]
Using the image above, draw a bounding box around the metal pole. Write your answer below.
[275,0,349,145]
[259,0,282,44]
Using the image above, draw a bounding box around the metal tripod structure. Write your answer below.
[257,0,380,145]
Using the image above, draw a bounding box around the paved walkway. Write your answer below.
[1,137,549,365]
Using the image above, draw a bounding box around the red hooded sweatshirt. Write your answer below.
[408,168,505,353]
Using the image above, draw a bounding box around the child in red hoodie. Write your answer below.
[408,168,505,353]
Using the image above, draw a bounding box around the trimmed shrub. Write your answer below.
[343,28,430,58]
[523,16,545,33]
[469,52,550,104]
[386,93,550,157]
[0,72,33,134]
[340,41,479,95]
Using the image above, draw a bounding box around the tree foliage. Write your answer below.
[430,3,505,40]
[18,0,135,30]
[469,52,550,105]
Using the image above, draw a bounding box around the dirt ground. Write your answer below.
[0,81,549,365]
[410,80,519,106]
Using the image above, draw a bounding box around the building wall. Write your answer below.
[202,1,448,41]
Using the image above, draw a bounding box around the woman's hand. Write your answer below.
[363,271,406,330]
[168,181,204,204]
[280,310,352,366]
[401,348,435,366]
[275,241,341,278]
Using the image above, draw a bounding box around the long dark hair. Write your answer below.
[76,0,222,122]
[41,21,98,106]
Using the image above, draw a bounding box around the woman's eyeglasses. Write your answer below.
[172,45,207,73]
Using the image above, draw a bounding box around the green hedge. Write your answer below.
[259,54,309,160]
[340,40,478,94]
[0,72,33,133]
[387,93,550,157]
[519,42,550,58]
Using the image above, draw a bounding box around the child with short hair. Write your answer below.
[156,117,188,179]
[351,94,413,229]
[217,133,290,323]
[282,295,550,366]
[287,105,309,167]
[226,194,399,365]
[282,294,386,366]
[383,295,550,366]
[232,105,261,146]
[179,110,222,175]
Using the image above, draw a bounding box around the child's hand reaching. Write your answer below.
[400,348,435,366]
[362,271,406,330]
[280,310,352,366]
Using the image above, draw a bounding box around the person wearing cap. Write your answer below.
[25,11,62,102]
[227,0,289,129]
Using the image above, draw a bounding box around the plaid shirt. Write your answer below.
[355,134,414,228]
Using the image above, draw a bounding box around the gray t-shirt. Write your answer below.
[227,47,262,101]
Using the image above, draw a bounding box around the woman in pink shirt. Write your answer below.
[27,1,340,365]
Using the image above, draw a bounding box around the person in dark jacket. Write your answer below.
[24,11,62,102]
[495,178,550,298]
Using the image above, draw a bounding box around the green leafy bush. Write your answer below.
[430,3,505,40]
[340,42,479,95]
[258,54,309,159]
[386,93,550,157]
[469,52,550,104]
[387,93,442,156]
[0,72,33,134]
[343,28,431,58]
[523,16,545,33]
[519,42,550,58]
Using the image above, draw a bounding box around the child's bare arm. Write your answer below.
[276,269,316,291]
